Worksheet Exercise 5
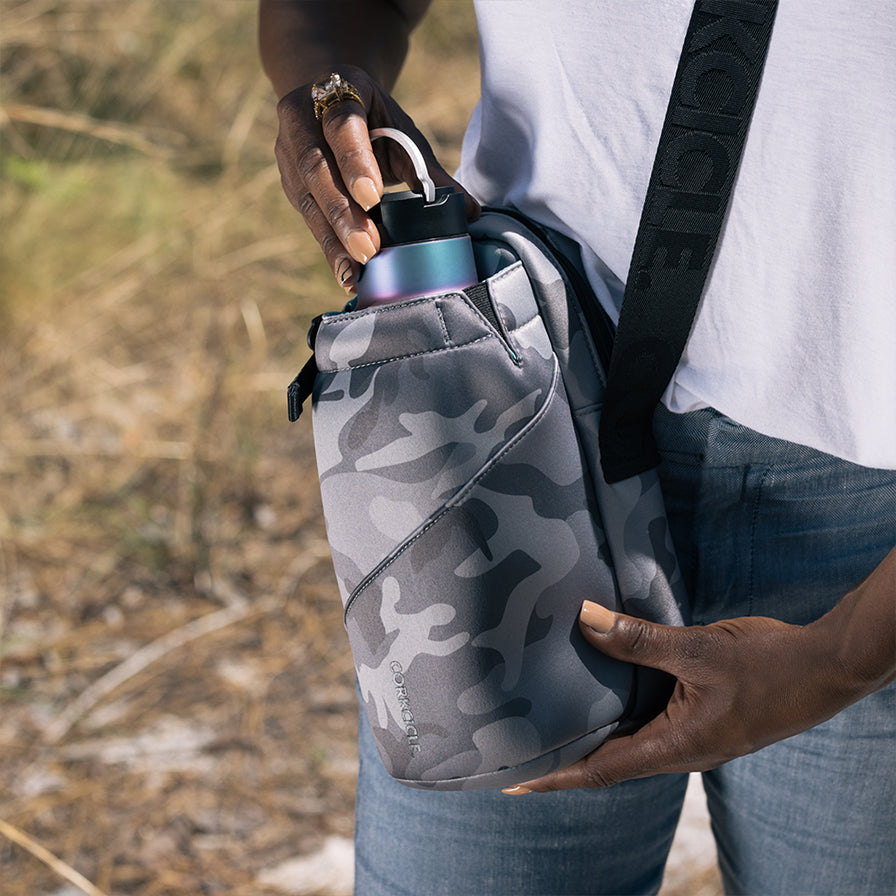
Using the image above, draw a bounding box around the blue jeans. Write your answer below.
[354,406,896,895]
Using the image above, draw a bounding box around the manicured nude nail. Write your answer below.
[335,258,357,295]
[502,785,532,795]
[353,176,381,211]
[580,600,616,633]
[335,258,354,286]
[347,231,376,264]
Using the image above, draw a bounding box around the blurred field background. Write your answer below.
[0,2,720,894]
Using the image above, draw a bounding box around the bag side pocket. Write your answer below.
[311,266,546,607]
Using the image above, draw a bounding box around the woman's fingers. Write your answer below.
[273,67,479,292]
[275,79,380,291]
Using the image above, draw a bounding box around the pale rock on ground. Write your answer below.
[258,835,355,895]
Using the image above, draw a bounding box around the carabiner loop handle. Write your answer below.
[369,128,436,203]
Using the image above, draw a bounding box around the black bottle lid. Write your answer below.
[370,186,468,248]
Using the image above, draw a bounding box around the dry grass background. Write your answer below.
[0,3,720,894]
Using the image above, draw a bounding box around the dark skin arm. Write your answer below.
[258,0,476,295]
[258,0,428,97]
[506,546,896,793]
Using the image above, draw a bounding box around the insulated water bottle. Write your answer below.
[354,129,478,309]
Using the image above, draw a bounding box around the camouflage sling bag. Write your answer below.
[286,0,777,790]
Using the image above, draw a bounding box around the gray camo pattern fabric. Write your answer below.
[308,211,688,790]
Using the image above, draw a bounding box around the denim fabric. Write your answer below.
[654,406,896,896]
[353,406,896,895]
[355,716,688,896]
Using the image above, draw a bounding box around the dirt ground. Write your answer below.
[0,3,721,893]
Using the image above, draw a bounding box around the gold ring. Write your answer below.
[312,73,365,121]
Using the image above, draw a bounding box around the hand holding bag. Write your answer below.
[286,0,778,790]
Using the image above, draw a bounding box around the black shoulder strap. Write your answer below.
[598,0,778,483]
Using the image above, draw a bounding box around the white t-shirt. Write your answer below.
[456,1,896,469]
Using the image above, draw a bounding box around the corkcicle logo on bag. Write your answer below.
[390,661,422,754]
